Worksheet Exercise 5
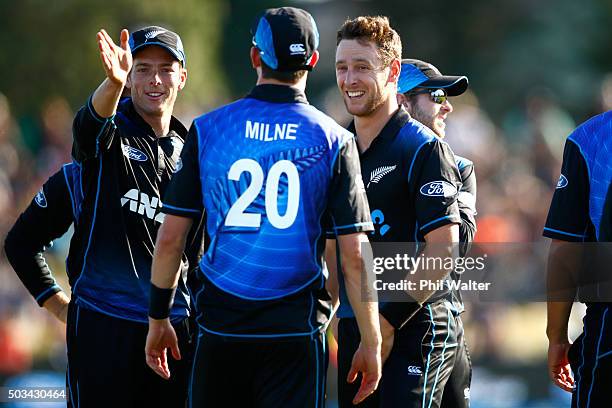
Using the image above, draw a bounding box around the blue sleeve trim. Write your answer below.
[35,285,61,303]
[543,227,586,239]
[407,140,431,184]
[162,203,201,214]
[62,164,77,221]
[420,215,459,231]
[334,222,374,232]
[86,96,111,123]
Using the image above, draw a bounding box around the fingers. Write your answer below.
[170,340,182,361]
[352,372,379,405]
[120,29,130,51]
[346,365,358,384]
[145,350,170,380]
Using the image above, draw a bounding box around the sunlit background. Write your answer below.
[2,0,611,406]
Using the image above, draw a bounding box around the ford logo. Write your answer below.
[556,174,568,189]
[419,181,457,198]
[122,145,148,162]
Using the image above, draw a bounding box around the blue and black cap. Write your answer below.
[129,26,186,67]
[251,7,319,72]
[398,59,468,96]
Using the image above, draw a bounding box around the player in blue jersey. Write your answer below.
[331,16,463,408]
[544,111,612,407]
[65,26,192,407]
[397,58,475,408]
[145,7,382,408]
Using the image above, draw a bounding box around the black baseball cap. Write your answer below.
[398,59,468,96]
[129,26,186,67]
[251,7,319,72]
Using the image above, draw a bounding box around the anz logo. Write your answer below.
[122,145,148,162]
[420,181,457,198]
[120,189,165,223]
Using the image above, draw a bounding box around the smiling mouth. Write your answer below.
[146,92,164,98]
[346,91,365,98]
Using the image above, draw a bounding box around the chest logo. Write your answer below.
[35,188,47,208]
[556,174,568,189]
[420,181,457,198]
[368,165,397,188]
[122,145,148,162]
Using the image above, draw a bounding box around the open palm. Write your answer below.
[97,29,132,85]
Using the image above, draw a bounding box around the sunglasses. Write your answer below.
[407,88,448,104]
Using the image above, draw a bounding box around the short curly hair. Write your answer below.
[336,16,402,68]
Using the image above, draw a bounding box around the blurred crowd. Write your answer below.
[1,75,612,403]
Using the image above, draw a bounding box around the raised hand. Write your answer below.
[97,29,132,86]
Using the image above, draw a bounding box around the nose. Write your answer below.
[150,71,162,86]
[442,98,453,113]
[345,67,358,87]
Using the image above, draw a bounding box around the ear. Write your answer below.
[250,47,261,69]
[178,67,187,91]
[389,58,401,84]
[397,92,408,107]
[307,50,319,69]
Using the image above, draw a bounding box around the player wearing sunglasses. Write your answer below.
[397,58,476,408]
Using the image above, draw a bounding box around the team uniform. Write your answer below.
[161,84,372,407]
[334,107,469,408]
[544,111,612,408]
[66,97,192,407]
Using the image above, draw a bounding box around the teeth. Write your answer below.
[347,91,365,98]
[148,93,162,97]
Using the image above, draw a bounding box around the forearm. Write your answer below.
[340,234,381,346]
[43,291,71,322]
[91,78,124,118]
[151,240,185,289]
[546,301,574,343]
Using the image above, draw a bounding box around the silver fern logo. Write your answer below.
[368,165,397,188]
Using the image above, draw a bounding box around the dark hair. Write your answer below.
[336,16,401,67]
[261,61,307,83]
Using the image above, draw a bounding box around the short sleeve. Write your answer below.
[543,139,590,241]
[327,136,373,235]
[162,124,204,218]
[412,140,462,237]
[72,96,117,162]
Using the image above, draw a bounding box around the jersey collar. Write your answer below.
[347,107,412,142]
[247,84,309,105]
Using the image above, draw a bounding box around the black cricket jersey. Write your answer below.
[5,164,76,306]
[335,108,463,319]
[161,84,373,337]
[68,96,190,323]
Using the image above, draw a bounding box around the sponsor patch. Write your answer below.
[122,145,148,162]
[174,157,183,173]
[419,181,457,198]
[556,174,568,189]
[35,188,47,208]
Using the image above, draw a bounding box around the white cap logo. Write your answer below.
[289,43,306,55]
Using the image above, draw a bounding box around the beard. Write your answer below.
[407,103,445,138]
[344,87,387,117]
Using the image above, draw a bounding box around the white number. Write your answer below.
[225,159,300,229]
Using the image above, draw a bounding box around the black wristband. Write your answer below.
[149,283,176,320]
[379,301,422,330]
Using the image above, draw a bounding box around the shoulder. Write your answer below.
[454,155,474,171]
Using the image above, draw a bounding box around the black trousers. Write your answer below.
[189,331,328,408]
[66,301,192,408]
[569,304,612,408]
[338,301,471,408]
